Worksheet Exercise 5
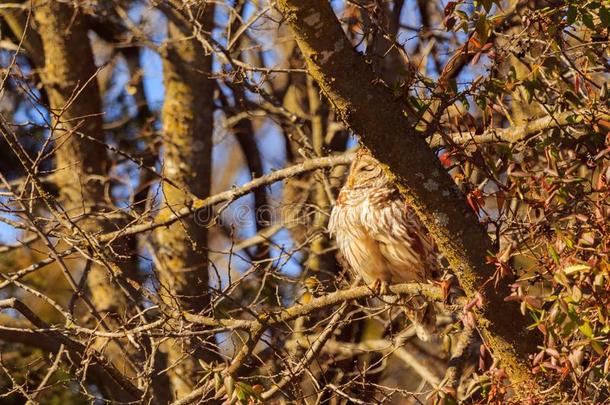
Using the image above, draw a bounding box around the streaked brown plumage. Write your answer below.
[328,148,437,340]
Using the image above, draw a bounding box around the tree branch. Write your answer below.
[429,109,610,147]
[276,0,541,395]
[97,154,354,242]
[184,282,463,331]
[0,299,142,403]
[154,1,219,398]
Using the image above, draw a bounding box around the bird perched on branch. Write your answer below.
[328,148,438,340]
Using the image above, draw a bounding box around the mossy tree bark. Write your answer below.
[33,0,142,311]
[31,0,142,398]
[155,3,218,399]
[277,0,541,396]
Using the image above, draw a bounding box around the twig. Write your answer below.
[0,298,142,401]
[442,325,476,394]
[27,345,65,403]
[97,154,354,242]
[261,303,350,399]
[286,333,442,387]
[184,282,464,332]
[429,109,610,147]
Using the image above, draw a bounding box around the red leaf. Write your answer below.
[495,191,506,210]
[444,1,457,16]
[472,51,482,65]
[598,119,610,130]
[439,151,452,167]
[444,16,456,30]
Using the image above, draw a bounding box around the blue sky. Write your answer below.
[1,0,483,278]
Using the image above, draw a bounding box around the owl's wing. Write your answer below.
[363,200,436,282]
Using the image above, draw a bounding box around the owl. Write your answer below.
[328,148,438,340]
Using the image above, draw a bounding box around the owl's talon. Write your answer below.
[379,281,389,295]
[369,279,389,296]
[329,150,439,316]
[369,279,381,295]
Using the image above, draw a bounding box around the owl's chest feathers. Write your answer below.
[331,187,405,237]
[329,188,431,283]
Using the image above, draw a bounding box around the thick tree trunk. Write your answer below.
[277,0,541,396]
[155,3,218,399]
[31,0,142,398]
[33,0,141,313]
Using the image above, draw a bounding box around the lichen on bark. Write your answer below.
[278,0,542,396]
[154,3,218,399]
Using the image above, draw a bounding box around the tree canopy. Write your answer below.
[0,1,608,403]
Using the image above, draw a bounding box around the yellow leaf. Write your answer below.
[563,264,591,275]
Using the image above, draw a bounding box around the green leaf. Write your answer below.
[459,20,469,33]
[563,264,591,275]
[563,320,577,335]
[591,341,605,355]
[475,14,491,42]
[235,384,248,404]
[422,76,436,87]
[554,311,566,326]
[455,10,469,21]
[508,66,518,81]
[548,244,560,265]
[567,304,580,323]
[572,285,582,302]
[566,6,577,25]
[237,382,262,400]
[566,113,584,124]
[599,7,610,27]
[594,273,605,290]
[579,321,594,338]
[408,96,430,113]
[523,82,535,104]
[581,10,596,29]
[460,96,470,111]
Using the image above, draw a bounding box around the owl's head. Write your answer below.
[345,148,393,189]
